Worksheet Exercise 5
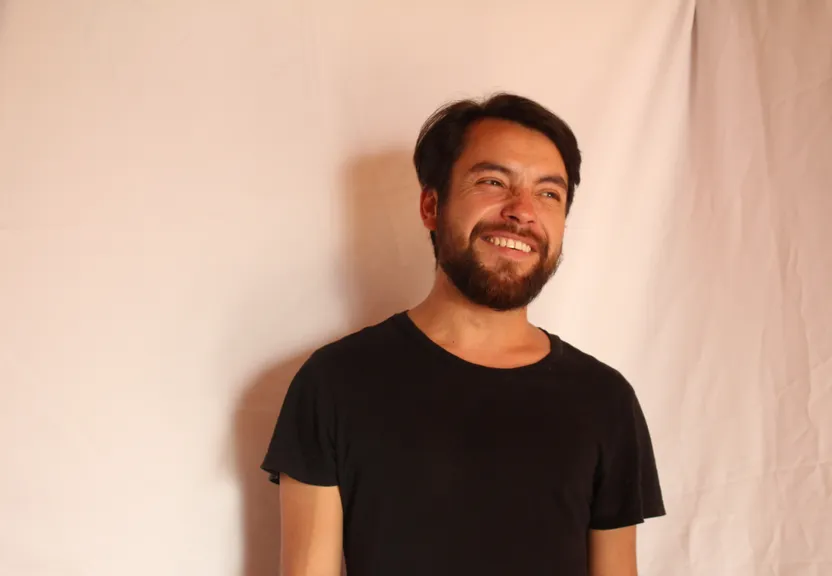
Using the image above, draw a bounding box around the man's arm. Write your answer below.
[587,526,637,576]
[279,473,343,576]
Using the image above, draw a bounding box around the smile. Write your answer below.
[485,236,533,253]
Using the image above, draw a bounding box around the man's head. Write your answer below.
[413,93,582,311]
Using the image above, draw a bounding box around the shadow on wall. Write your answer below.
[233,149,433,576]
[340,150,435,329]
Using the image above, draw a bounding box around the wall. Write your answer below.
[2,1,829,574]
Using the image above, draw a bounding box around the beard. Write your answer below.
[435,212,562,311]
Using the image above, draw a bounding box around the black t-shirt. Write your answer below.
[262,312,665,575]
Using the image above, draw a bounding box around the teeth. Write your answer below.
[487,236,532,253]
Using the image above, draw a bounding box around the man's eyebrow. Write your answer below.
[468,161,568,189]
[469,161,514,176]
[538,174,568,190]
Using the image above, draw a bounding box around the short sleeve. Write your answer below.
[589,383,666,530]
[260,352,339,486]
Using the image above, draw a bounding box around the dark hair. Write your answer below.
[413,92,582,255]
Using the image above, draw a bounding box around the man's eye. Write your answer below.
[480,178,504,187]
[542,191,562,201]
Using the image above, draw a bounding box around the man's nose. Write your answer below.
[501,189,536,225]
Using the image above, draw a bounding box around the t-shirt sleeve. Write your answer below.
[589,382,666,530]
[260,352,339,486]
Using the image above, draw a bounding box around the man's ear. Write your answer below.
[419,188,439,232]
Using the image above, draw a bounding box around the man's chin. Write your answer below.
[478,258,536,278]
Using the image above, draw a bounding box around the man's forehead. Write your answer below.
[458,122,567,176]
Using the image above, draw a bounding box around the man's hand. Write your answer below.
[279,473,343,576]
[587,526,638,576]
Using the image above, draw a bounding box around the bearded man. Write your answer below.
[262,93,666,576]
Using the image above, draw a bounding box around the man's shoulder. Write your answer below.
[303,313,404,371]
[554,336,636,398]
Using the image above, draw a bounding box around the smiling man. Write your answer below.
[262,93,665,576]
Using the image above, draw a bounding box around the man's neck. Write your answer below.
[407,271,539,354]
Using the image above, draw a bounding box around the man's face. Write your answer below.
[428,118,568,311]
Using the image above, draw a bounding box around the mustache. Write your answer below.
[471,221,547,246]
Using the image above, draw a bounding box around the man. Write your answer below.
[262,93,665,575]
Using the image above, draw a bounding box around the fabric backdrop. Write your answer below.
[1,0,829,574]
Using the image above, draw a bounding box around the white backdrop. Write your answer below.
[1,1,829,574]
